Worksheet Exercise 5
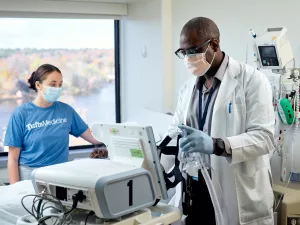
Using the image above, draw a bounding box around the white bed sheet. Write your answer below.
[0,180,35,225]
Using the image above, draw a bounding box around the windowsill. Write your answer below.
[0,148,93,168]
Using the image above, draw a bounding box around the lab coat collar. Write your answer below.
[212,57,240,111]
[227,56,242,78]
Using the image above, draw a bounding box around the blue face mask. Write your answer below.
[40,86,62,103]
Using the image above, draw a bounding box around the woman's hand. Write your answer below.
[80,128,108,158]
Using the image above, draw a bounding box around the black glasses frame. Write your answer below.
[175,39,211,59]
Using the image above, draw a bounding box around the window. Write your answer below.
[0,18,120,154]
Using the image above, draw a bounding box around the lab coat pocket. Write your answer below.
[226,103,246,136]
[236,167,273,224]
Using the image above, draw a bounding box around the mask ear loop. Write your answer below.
[210,51,216,64]
[204,44,210,54]
[205,43,216,65]
[37,82,45,97]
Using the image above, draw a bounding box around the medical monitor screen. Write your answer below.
[258,46,279,66]
[259,46,277,58]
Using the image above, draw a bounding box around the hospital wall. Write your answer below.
[120,0,164,121]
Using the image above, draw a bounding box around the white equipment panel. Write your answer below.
[90,123,168,201]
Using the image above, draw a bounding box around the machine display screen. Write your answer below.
[258,46,279,66]
[259,46,277,57]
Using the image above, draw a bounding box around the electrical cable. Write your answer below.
[53,217,59,225]
[31,197,43,219]
[36,199,43,219]
[21,193,67,225]
[21,195,40,221]
[38,214,61,225]
[21,191,85,225]
[31,197,38,219]
[38,215,53,224]
[61,190,86,225]
[64,197,78,215]
[84,211,95,225]
[41,206,61,218]
[270,121,294,160]
[41,192,73,225]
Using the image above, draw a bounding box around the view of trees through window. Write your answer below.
[0,18,116,152]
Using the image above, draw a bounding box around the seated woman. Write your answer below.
[4,64,105,184]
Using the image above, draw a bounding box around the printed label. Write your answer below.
[130,149,144,158]
[26,118,67,131]
[109,128,120,135]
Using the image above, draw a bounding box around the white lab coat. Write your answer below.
[168,57,275,225]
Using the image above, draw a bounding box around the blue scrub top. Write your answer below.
[4,101,88,167]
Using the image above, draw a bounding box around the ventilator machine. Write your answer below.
[17,124,181,225]
[251,27,300,225]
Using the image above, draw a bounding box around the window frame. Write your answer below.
[0,19,121,156]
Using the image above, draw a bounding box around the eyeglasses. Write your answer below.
[175,39,211,59]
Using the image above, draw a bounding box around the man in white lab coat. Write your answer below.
[168,17,275,225]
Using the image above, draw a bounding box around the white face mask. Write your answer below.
[184,45,216,76]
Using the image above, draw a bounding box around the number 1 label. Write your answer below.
[127,180,133,206]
